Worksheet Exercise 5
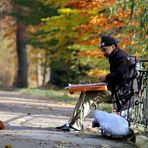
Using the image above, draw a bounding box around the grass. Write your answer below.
[16,88,78,105]
[16,88,112,112]
[0,87,112,112]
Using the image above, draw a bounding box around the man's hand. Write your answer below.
[99,75,106,82]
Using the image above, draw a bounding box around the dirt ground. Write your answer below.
[0,90,146,148]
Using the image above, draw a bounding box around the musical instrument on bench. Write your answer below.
[65,83,108,94]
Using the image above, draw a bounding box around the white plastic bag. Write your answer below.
[93,110,129,136]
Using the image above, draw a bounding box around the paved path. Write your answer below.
[0,91,139,148]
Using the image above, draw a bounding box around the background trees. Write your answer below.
[0,0,147,88]
[0,0,16,87]
[11,0,58,87]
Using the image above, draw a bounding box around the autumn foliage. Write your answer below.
[0,0,147,87]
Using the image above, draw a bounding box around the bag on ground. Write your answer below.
[93,110,129,136]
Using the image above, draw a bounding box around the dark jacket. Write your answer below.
[105,47,129,91]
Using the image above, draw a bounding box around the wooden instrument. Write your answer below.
[65,83,108,94]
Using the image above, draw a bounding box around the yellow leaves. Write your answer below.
[131,40,135,45]
[87,68,107,78]
[134,52,142,57]
[42,15,63,22]
[58,8,79,15]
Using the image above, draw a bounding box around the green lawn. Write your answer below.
[16,88,112,112]
[17,88,77,104]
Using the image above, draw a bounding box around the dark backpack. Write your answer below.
[113,56,138,112]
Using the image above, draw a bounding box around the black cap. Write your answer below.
[100,35,117,48]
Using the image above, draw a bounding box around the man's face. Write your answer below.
[100,45,115,58]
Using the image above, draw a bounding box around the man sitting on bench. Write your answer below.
[56,35,130,132]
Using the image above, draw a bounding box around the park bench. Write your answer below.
[132,59,148,127]
[65,57,148,127]
[110,57,148,127]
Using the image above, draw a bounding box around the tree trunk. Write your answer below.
[42,50,48,87]
[15,21,28,88]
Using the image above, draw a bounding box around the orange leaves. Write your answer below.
[90,15,108,27]
[118,33,136,52]
[76,24,93,33]
[76,8,131,35]
[66,0,115,10]
[119,37,131,49]
[98,0,115,5]
[66,0,130,38]
[66,0,98,9]
[78,49,103,58]
[89,15,124,30]
[116,8,131,18]
[88,38,99,45]
[80,38,99,46]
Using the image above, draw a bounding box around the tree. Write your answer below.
[15,18,28,87]
[39,0,147,87]
[5,0,146,88]
[11,0,58,87]
[0,0,17,87]
[39,0,120,86]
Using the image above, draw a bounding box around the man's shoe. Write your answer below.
[56,123,81,132]
[60,125,80,132]
[56,123,69,130]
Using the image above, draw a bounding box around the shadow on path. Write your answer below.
[0,91,137,148]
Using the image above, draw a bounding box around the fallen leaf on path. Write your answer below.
[55,140,67,145]
[0,120,5,129]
